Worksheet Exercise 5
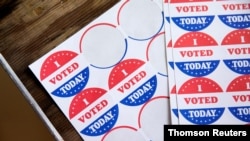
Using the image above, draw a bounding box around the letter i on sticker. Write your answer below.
[247,82,250,90]
[197,84,202,92]
[122,69,128,76]
[193,38,198,46]
[54,61,61,68]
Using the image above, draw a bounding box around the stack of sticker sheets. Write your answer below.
[164,0,250,125]
[29,0,250,140]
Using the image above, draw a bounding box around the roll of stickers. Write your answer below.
[29,0,170,140]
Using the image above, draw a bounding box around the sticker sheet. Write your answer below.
[29,0,170,140]
[167,0,250,125]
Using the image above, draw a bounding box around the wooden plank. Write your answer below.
[0,0,119,140]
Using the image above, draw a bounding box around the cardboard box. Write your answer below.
[0,53,63,141]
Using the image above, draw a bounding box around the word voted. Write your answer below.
[228,47,250,55]
[222,3,250,11]
[176,5,208,13]
[49,62,79,84]
[233,95,250,102]
[184,96,218,104]
[118,70,146,93]
[78,100,108,123]
[180,49,213,57]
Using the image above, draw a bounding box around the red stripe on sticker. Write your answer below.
[174,32,218,47]
[69,87,107,119]
[222,29,250,45]
[170,0,213,3]
[40,50,78,80]
[108,59,145,89]
[227,75,250,92]
[178,77,223,94]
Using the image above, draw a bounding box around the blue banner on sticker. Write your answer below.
[180,108,225,125]
[120,75,157,106]
[172,16,214,31]
[51,67,89,97]
[80,105,119,136]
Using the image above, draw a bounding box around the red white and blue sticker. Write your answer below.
[108,58,158,106]
[69,87,119,136]
[39,50,90,97]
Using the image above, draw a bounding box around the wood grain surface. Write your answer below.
[0,0,119,140]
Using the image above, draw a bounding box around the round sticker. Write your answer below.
[117,0,164,40]
[146,32,168,76]
[138,96,170,141]
[69,87,119,136]
[79,23,127,69]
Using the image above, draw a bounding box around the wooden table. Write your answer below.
[0,0,119,140]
